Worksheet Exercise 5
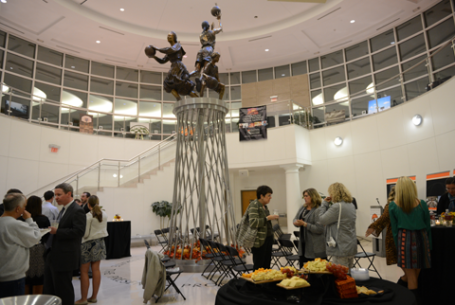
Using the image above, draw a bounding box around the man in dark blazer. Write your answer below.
[43,183,86,305]
[80,191,91,214]
[436,177,455,215]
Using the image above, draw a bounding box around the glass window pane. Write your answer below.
[8,35,35,58]
[34,82,61,103]
[64,71,88,91]
[275,65,290,78]
[377,86,403,108]
[0,49,3,69]
[96,114,113,131]
[431,43,455,71]
[322,66,345,86]
[352,95,376,117]
[4,73,32,93]
[427,17,455,49]
[219,73,228,85]
[6,53,33,78]
[347,57,371,79]
[424,0,452,27]
[67,109,87,126]
[311,89,323,106]
[1,95,30,119]
[230,86,241,100]
[162,89,174,101]
[374,66,400,90]
[397,16,423,41]
[325,102,349,124]
[404,77,430,101]
[398,34,426,61]
[65,55,89,73]
[291,61,307,76]
[349,75,373,96]
[345,41,369,62]
[372,47,398,71]
[88,94,112,114]
[0,30,5,47]
[308,57,319,72]
[37,46,63,66]
[91,62,114,78]
[370,30,395,52]
[163,120,176,134]
[434,65,455,81]
[114,99,137,124]
[230,102,241,117]
[140,71,161,84]
[312,106,324,125]
[116,67,138,82]
[162,103,175,118]
[64,89,87,109]
[140,84,161,100]
[242,70,256,83]
[310,73,321,89]
[139,101,161,117]
[266,116,276,128]
[230,72,240,84]
[36,63,61,85]
[115,81,138,98]
[279,114,291,126]
[90,76,114,95]
[258,68,273,81]
[323,84,346,103]
[321,50,343,69]
[40,103,59,124]
[402,55,427,82]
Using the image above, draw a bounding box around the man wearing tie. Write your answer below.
[43,183,86,305]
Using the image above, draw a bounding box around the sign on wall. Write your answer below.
[238,106,267,141]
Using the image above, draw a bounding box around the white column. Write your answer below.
[280,164,304,232]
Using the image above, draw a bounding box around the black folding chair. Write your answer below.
[353,239,382,279]
[144,239,171,263]
[155,267,185,302]
[199,238,217,279]
[154,228,169,253]
[278,238,300,268]
[207,240,230,284]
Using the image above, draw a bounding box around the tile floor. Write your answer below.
[71,239,403,305]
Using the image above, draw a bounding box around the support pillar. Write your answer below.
[280,164,304,232]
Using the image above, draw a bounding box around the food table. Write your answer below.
[419,225,455,304]
[215,276,416,305]
[104,221,131,259]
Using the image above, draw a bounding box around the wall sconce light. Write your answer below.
[334,137,343,146]
[412,114,423,126]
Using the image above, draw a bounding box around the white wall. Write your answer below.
[0,116,160,197]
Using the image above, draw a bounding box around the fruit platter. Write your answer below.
[113,214,123,221]
[277,276,311,289]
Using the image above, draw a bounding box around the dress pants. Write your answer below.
[251,235,274,270]
[43,255,74,305]
[0,277,25,298]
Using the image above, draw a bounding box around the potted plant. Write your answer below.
[151,200,180,229]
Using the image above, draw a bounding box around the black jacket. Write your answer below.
[437,193,450,215]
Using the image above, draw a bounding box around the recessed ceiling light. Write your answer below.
[281,74,285,77]
[350,20,355,23]
[0,0,7,3]
[120,8,125,12]
[10,67,13,69]
[71,66,75,69]
[265,49,269,52]
[96,40,101,44]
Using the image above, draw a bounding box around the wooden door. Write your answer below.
[241,190,257,215]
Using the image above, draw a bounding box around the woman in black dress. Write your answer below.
[24,195,50,294]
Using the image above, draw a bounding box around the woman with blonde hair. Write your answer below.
[389,177,431,301]
[318,183,357,268]
[293,188,326,268]
[75,195,108,305]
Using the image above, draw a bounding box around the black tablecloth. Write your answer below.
[420,226,455,304]
[104,221,131,259]
[216,276,416,305]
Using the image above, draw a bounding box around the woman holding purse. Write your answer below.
[75,195,108,305]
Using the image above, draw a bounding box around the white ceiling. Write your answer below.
[0,0,439,73]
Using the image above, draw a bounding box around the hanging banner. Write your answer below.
[239,106,267,141]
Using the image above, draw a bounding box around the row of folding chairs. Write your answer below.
[199,238,254,286]
[154,226,219,253]
[190,225,220,241]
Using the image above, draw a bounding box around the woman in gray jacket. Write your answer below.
[318,183,357,269]
[294,188,326,268]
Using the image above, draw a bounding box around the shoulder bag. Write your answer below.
[236,209,258,249]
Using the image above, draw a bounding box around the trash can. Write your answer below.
[0,294,61,305]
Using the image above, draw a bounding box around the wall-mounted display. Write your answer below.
[239,106,267,141]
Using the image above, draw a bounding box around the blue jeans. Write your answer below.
[0,277,25,298]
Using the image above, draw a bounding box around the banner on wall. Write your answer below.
[239,106,267,141]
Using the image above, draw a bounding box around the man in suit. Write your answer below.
[43,183,86,305]
[437,177,455,214]
[80,192,91,214]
